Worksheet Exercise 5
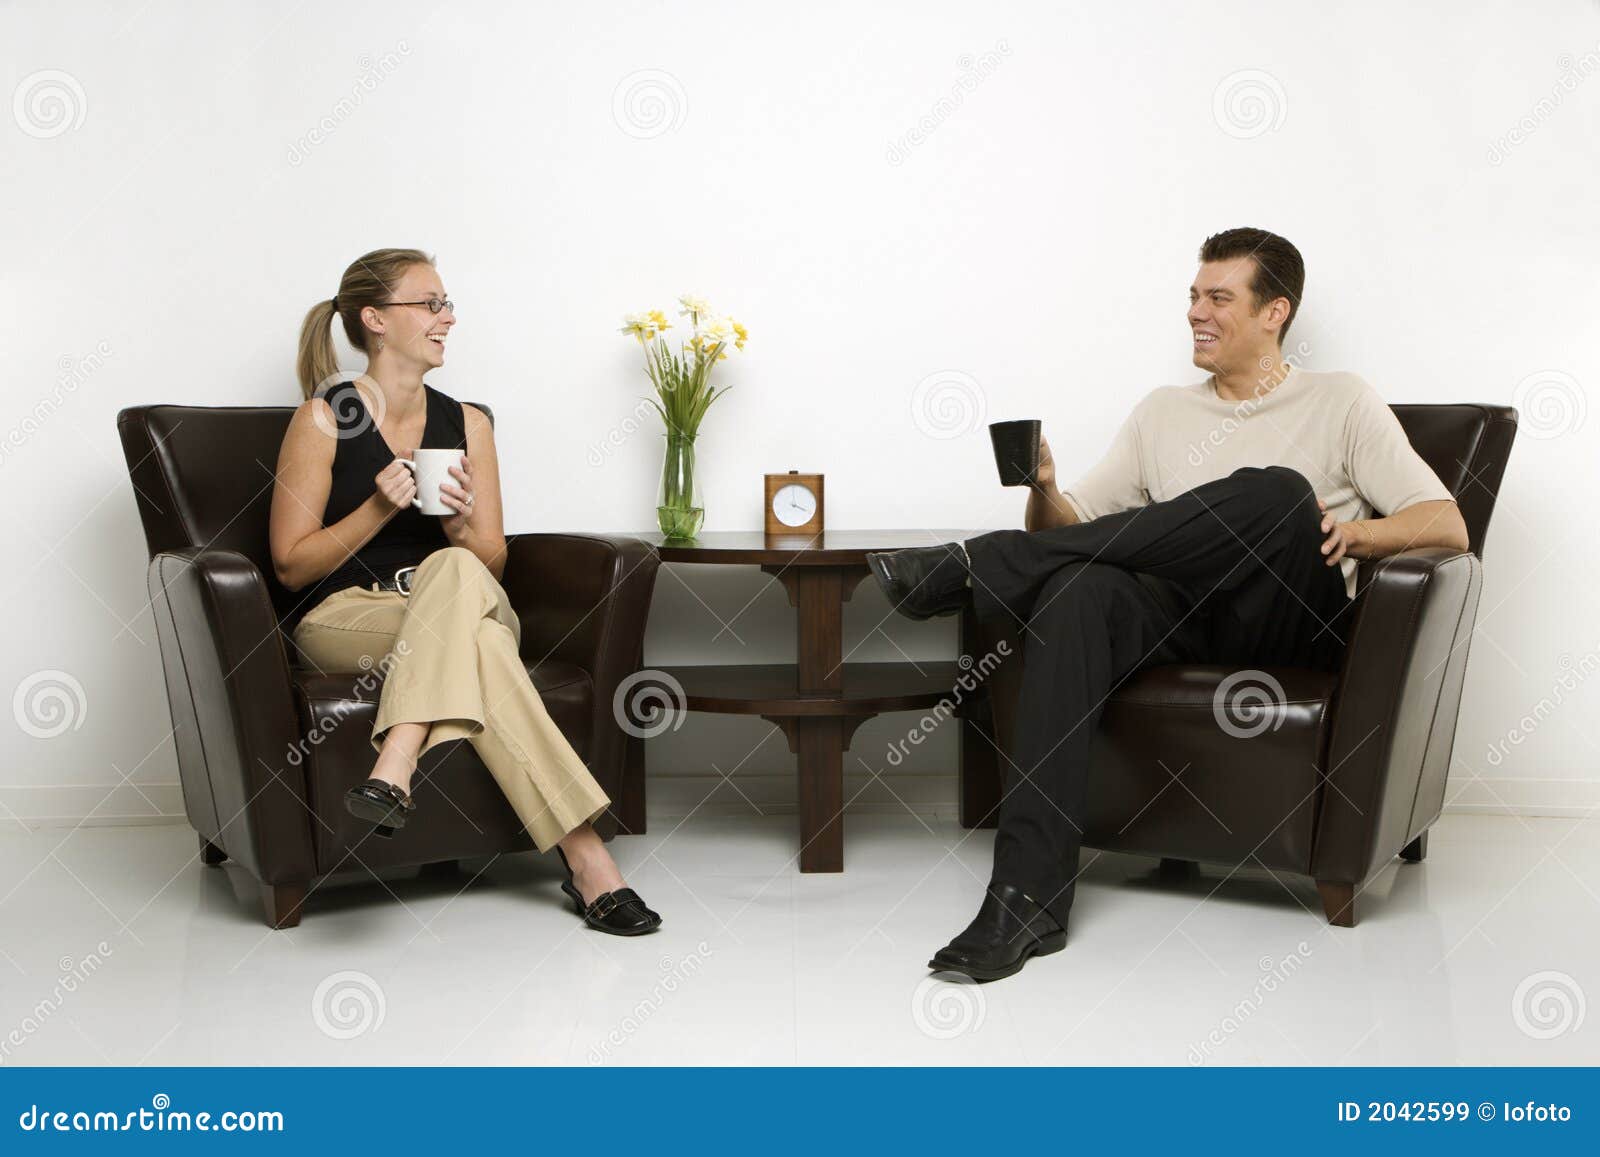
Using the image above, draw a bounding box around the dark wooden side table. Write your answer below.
[633,530,1001,872]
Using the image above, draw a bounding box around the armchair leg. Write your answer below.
[1400,831,1429,863]
[614,734,648,835]
[199,835,227,865]
[260,882,306,929]
[1158,857,1199,881]
[1316,880,1357,927]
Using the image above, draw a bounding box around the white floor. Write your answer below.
[0,811,1594,1066]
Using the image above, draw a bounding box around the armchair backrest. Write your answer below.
[1390,404,1517,558]
[117,398,493,624]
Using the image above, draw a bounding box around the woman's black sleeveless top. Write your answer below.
[301,380,468,609]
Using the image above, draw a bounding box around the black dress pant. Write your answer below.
[962,466,1355,926]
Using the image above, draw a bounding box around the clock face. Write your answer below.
[773,482,818,528]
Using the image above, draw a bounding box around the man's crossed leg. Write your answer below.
[866,466,1353,980]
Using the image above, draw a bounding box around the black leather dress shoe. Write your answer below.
[344,778,415,839]
[562,882,663,936]
[865,543,970,621]
[556,849,662,936]
[928,882,1068,981]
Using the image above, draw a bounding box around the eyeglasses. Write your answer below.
[376,297,455,315]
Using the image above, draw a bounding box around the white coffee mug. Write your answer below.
[396,448,466,516]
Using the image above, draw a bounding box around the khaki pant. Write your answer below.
[291,546,610,851]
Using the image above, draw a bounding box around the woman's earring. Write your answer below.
[376,337,385,352]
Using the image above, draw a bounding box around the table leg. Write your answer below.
[793,568,844,694]
[760,713,872,874]
[760,565,869,871]
[796,717,845,872]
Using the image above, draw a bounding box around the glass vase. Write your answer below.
[656,430,704,540]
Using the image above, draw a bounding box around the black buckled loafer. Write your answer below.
[562,881,662,936]
[555,848,661,936]
[929,882,1068,981]
[865,543,970,621]
[344,778,415,839]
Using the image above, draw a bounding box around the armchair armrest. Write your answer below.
[500,533,661,807]
[146,548,316,885]
[1311,547,1482,885]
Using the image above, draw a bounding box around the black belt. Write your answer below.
[366,565,418,595]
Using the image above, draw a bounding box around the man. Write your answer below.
[866,227,1469,981]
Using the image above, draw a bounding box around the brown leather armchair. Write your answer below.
[962,404,1518,926]
[117,403,659,928]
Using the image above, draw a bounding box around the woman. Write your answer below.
[269,247,659,936]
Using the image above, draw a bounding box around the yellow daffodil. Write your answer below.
[681,333,719,362]
[700,315,735,345]
[646,309,673,333]
[731,318,748,350]
[618,312,659,342]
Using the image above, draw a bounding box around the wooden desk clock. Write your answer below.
[764,471,824,538]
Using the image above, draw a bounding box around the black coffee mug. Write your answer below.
[989,419,1041,487]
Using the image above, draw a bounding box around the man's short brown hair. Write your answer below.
[1198,227,1305,343]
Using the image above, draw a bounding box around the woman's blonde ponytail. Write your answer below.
[296,297,340,399]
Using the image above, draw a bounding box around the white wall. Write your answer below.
[3,0,1597,827]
